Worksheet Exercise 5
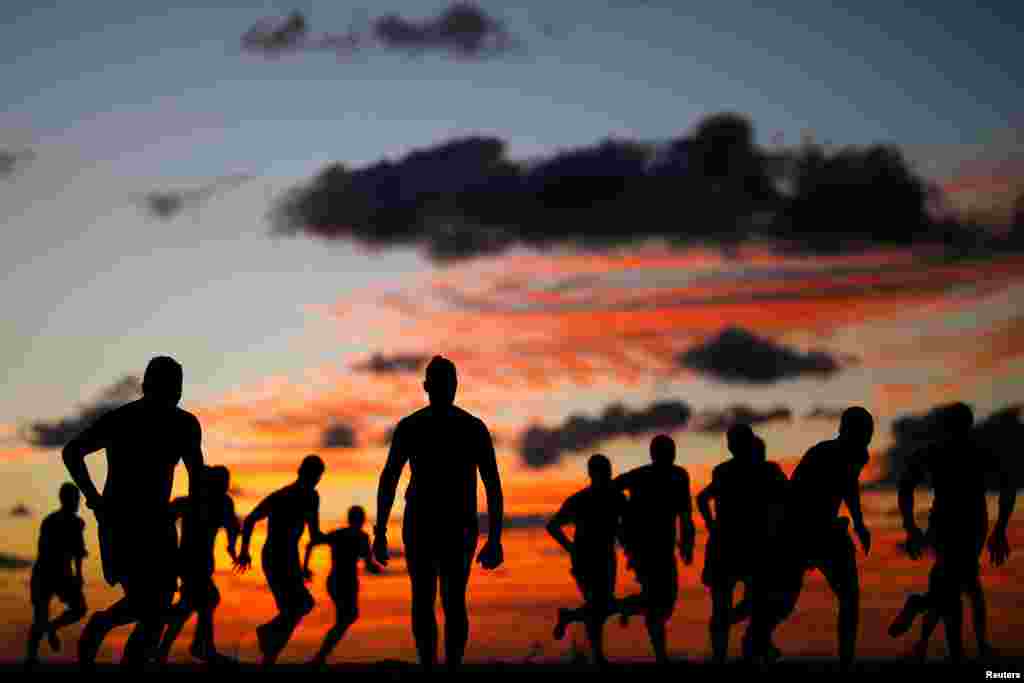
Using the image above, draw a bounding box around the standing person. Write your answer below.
[697,427,787,664]
[743,406,874,670]
[888,402,1016,663]
[614,434,696,665]
[26,483,89,667]
[63,356,204,669]
[374,355,504,672]
[156,465,240,666]
[235,455,326,667]
[547,454,628,668]
[302,505,382,669]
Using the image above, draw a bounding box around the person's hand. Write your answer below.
[373,532,389,566]
[234,550,252,574]
[988,526,1011,567]
[904,527,926,560]
[477,539,504,570]
[855,522,872,556]
[302,568,313,582]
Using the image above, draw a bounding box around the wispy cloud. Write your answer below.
[140,174,254,220]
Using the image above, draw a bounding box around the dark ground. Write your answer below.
[7,657,1024,677]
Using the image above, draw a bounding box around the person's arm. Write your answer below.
[306,491,324,545]
[843,458,871,556]
[696,475,719,535]
[897,451,928,559]
[74,520,87,582]
[236,493,273,572]
[223,497,241,562]
[168,496,188,524]
[546,499,576,556]
[61,415,112,513]
[477,421,504,569]
[180,415,206,538]
[374,423,410,565]
[988,449,1017,566]
[302,531,326,579]
[678,469,696,565]
[361,533,383,575]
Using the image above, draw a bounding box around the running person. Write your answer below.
[302,505,382,668]
[26,483,89,667]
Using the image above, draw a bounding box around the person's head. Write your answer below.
[650,434,676,466]
[424,355,457,406]
[587,454,612,487]
[838,406,874,449]
[142,356,183,406]
[298,454,325,489]
[206,465,231,498]
[726,423,755,461]
[945,402,974,438]
[348,505,366,528]
[59,483,80,513]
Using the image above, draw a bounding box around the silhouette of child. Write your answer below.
[157,465,240,666]
[27,483,88,666]
[302,505,382,668]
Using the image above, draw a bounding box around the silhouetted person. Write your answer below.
[26,483,89,667]
[374,355,504,672]
[889,402,1017,663]
[156,465,240,666]
[743,406,874,670]
[547,454,628,667]
[697,428,787,664]
[235,454,325,666]
[63,356,203,669]
[613,434,695,665]
[302,505,382,668]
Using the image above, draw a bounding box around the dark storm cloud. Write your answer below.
[21,377,142,449]
[141,175,253,220]
[519,401,692,469]
[0,149,34,178]
[271,111,1001,262]
[322,421,357,448]
[0,553,33,571]
[241,4,519,61]
[352,353,430,374]
[875,403,1024,489]
[677,327,842,384]
[693,404,793,434]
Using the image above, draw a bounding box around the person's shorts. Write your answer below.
[571,551,616,614]
[31,570,86,612]
[263,550,314,616]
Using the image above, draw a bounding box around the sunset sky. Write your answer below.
[1,0,1022,665]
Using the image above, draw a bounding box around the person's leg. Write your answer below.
[157,593,194,662]
[965,571,991,657]
[50,585,88,633]
[644,558,677,665]
[439,531,478,671]
[26,583,51,664]
[191,579,222,660]
[311,585,357,668]
[78,596,137,668]
[710,578,736,664]
[121,575,175,669]
[819,536,860,671]
[405,527,440,671]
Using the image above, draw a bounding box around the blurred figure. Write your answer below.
[235,455,325,667]
[302,505,382,669]
[26,483,88,667]
[63,356,204,669]
[890,402,1016,663]
[156,465,240,666]
[547,454,628,667]
[374,355,504,672]
[743,406,874,670]
[697,427,787,664]
[614,434,696,665]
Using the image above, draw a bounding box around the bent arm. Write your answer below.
[897,455,928,535]
[696,480,717,532]
[240,495,273,556]
[306,493,324,545]
[546,504,575,555]
[181,416,205,531]
[224,498,241,560]
[61,417,111,508]
[678,473,696,554]
[995,456,1017,534]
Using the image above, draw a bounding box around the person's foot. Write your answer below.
[206,652,241,669]
[978,642,997,661]
[766,640,782,662]
[553,609,569,640]
[888,594,925,637]
[912,639,928,663]
[47,627,61,653]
